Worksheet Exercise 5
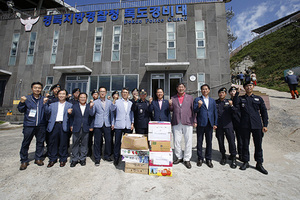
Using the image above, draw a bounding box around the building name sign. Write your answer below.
[43,4,187,27]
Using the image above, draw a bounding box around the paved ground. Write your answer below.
[0,86,300,200]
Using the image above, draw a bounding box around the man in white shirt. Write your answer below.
[111,87,134,166]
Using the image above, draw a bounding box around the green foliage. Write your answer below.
[230,22,300,91]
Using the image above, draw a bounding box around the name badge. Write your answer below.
[139,109,143,114]
[225,102,229,105]
[29,109,37,117]
[254,98,259,101]
[242,103,245,108]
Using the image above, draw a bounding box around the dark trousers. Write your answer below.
[48,123,69,162]
[88,130,94,156]
[94,126,112,161]
[20,126,46,163]
[241,128,264,163]
[234,126,243,156]
[197,124,213,161]
[135,128,148,134]
[114,128,132,160]
[71,128,89,162]
[216,127,237,157]
[111,130,115,156]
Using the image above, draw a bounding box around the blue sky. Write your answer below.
[65,0,300,49]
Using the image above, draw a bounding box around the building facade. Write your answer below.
[0,0,230,112]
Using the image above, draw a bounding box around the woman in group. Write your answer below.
[148,88,171,122]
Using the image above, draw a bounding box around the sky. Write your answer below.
[64,0,300,50]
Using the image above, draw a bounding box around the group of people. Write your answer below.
[18,80,269,175]
[232,70,257,86]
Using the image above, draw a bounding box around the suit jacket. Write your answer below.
[193,96,218,127]
[111,98,134,129]
[89,98,113,128]
[70,103,93,133]
[45,101,73,132]
[148,99,171,122]
[169,94,196,126]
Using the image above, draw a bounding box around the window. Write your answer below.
[26,32,37,65]
[197,73,205,96]
[89,75,138,96]
[112,26,121,61]
[167,23,176,60]
[50,31,59,64]
[46,76,54,85]
[93,27,103,62]
[195,21,206,59]
[8,33,20,66]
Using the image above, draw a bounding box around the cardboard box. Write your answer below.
[121,134,149,150]
[149,150,173,167]
[150,141,171,152]
[149,166,172,177]
[121,149,149,156]
[148,121,172,141]
[121,155,149,163]
[125,163,149,175]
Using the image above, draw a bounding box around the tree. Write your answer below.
[226,8,237,52]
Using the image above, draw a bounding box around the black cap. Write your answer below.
[91,89,98,95]
[131,88,138,93]
[112,91,119,96]
[243,81,254,87]
[218,87,227,94]
[139,89,147,95]
[50,84,61,91]
[72,88,80,94]
[228,86,237,93]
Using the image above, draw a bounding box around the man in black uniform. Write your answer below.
[132,89,151,134]
[69,88,81,105]
[47,84,61,105]
[233,82,269,175]
[229,86,243,160]
[215,87,237,168]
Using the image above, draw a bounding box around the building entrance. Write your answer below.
[65,76,88,95]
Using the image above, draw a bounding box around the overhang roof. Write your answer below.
[53,65,92,73]
[0,69,12,76]
[145,62,190,71]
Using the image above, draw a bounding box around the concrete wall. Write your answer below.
[0,2,230,107]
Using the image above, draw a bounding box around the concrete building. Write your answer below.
[0,0,231,119]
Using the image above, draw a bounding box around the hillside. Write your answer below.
[230,21,300,91]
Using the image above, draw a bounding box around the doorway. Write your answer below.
[65,76,88,95]
[151,74,165,98]
[0,80,6,106]
[169,73,183,97]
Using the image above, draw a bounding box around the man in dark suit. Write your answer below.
[17,82,46,170]
[233,82,269,175]
[215,87,237,168]
[70,93,93,167]
[148,88,171,122]
[44,89,73,168]
[193,84,218,168]
[89,86,113,166]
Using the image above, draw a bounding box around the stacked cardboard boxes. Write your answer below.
[148,121,173,177]
[121,134,149,175]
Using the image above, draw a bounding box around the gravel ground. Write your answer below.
[0,86,299,200]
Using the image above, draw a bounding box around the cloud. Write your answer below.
[232,2,270,47]
[276,0,300,18]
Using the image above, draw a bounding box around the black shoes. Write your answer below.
[70,161,78,167]
[80,160,86,166]
[206,160,213,168]
[183,161,192,169]
[113,159,119,166]
[95,160,100,166]
[230,157,237,169]
[47,161,56,168]
[240,162,249,170]
[197,160,203,167]
[173,158,183,164]
[256,163,268,175]
[220,156,227,165]
[104,158,113,162]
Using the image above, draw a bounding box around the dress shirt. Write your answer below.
[100,98,106,110]
[122,98,129,113]
[56,102,66,122]
[203,96,209,109]
[158,99,163,110]
[79,103,86,116]
[178,93,185,106]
